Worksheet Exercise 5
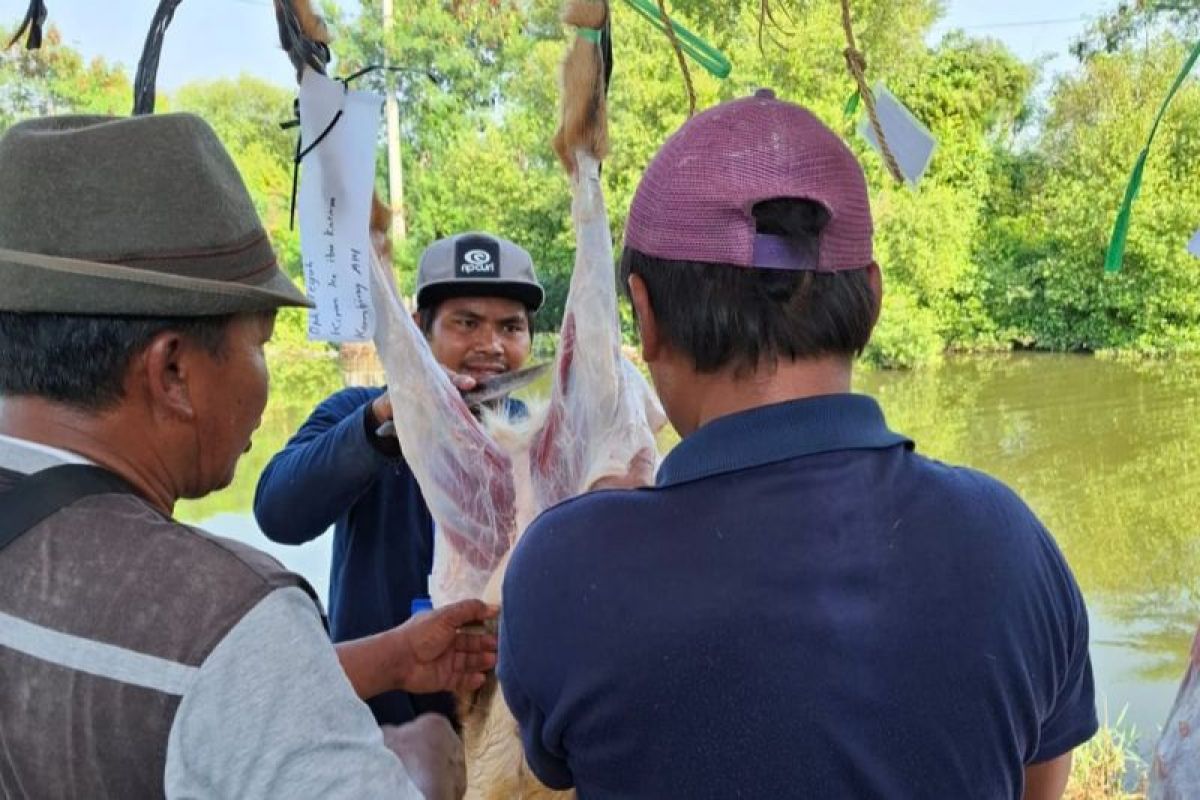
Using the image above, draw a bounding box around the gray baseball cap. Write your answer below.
[415,231,545,311]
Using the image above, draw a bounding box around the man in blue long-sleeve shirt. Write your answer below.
[255,231,543,725]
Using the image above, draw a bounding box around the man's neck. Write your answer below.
[684,357,854,434]
[0,397,179,515]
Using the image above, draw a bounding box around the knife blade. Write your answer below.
[375,362,551,439]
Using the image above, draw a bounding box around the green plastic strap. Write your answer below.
[577,27,602,44]
[1106,37,1200,273]
[844,90,861,118]
[619,0,731,79]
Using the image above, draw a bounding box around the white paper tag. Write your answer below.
[858,84,937,186]
[1188,229,1200,259]
[297,69,381,342]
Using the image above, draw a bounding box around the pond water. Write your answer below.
[177,351,1200,754]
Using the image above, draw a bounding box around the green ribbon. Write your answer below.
[619,0,731,79]
[1106,37,1200,273]
[577,27,602,44]
[844,90,861,118]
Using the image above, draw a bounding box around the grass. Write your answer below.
[1064,709,1148,800]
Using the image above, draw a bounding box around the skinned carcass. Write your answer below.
[369,1,665,795]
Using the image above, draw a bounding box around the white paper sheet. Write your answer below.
[858,84,937,187]
[297,68,381,342]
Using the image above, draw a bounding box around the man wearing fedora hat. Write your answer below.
[0,113,498,798]
[498,91,1096,798]
[253,231,544,727]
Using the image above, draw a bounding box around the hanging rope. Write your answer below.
[131,0,184,115]
[5,0,46,50]
[756,0,793,55]
[840,0,904,183]
[655,0,697,117]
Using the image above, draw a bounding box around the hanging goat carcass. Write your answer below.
[367,1,664,795]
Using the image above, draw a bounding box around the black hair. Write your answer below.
[416,300,537,336]
[620,198,876,374]
[0,313,233,410]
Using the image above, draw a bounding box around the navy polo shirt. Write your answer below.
[499,393,1097,799]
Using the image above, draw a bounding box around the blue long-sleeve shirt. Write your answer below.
[253,386,447,725]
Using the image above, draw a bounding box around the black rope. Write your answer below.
[131,0,183,115]
[282,65,412,229]
[285,102,344,230]
[600,9,613,174]
[5,0,47,50]
[601,12,613,98]
[342,63,430,84]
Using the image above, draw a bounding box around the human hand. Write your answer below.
[370,368,477,430]
[390,599,498,694]
[383,714,465,800]
[443,366,477,393]
[370,392,394,428]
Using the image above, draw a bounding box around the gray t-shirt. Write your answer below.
[0,434,422,798]
[165,585,422,798]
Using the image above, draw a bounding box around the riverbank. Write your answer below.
[1067,713,1148,799]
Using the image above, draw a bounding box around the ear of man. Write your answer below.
[136,331,209,423]
[866,262,884,332]
[626,273,661,364]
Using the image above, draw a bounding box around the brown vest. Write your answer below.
[0,467,318,799]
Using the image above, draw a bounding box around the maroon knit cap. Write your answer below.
[624,89,874,272]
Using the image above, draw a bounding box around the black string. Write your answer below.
[283,64,417,229]
[599,15,614,175]
[5,0,46,50]
[131,0,184,115]
[285,99,344,230]
[342,64,429,84]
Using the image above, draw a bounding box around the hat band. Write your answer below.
[91,230,279,284]
[749,233,819,271]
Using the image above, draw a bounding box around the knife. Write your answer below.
[375,362,551,438]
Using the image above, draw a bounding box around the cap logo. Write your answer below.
[455,237,500,278]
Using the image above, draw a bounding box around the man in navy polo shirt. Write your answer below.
[255,231,543,726]
[498,92,1097,798]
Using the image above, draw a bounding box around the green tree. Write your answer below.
[982,33,1200,353]
[321,0,1035,354]
[1071,0,1200,60]
[8,2,1159,368]
[0,26,129,132]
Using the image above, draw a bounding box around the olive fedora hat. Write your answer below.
[0,113,312,315]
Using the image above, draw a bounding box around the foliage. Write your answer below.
[0,25,129,129]
[3,2,1200,368]
[1072,0,1200,61]
[1064,708,1147,799]
[862,285,943,369]
[981,34,1200,354]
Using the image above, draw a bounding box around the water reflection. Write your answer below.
[857,354,1200,743]
[179,351,1200,747]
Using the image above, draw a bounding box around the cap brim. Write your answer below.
[416,279,544,312]
[0,248,313,316]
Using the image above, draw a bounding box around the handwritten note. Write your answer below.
[1189,229,1200,259]
[858,84,937,187]
[297,68,381,342]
